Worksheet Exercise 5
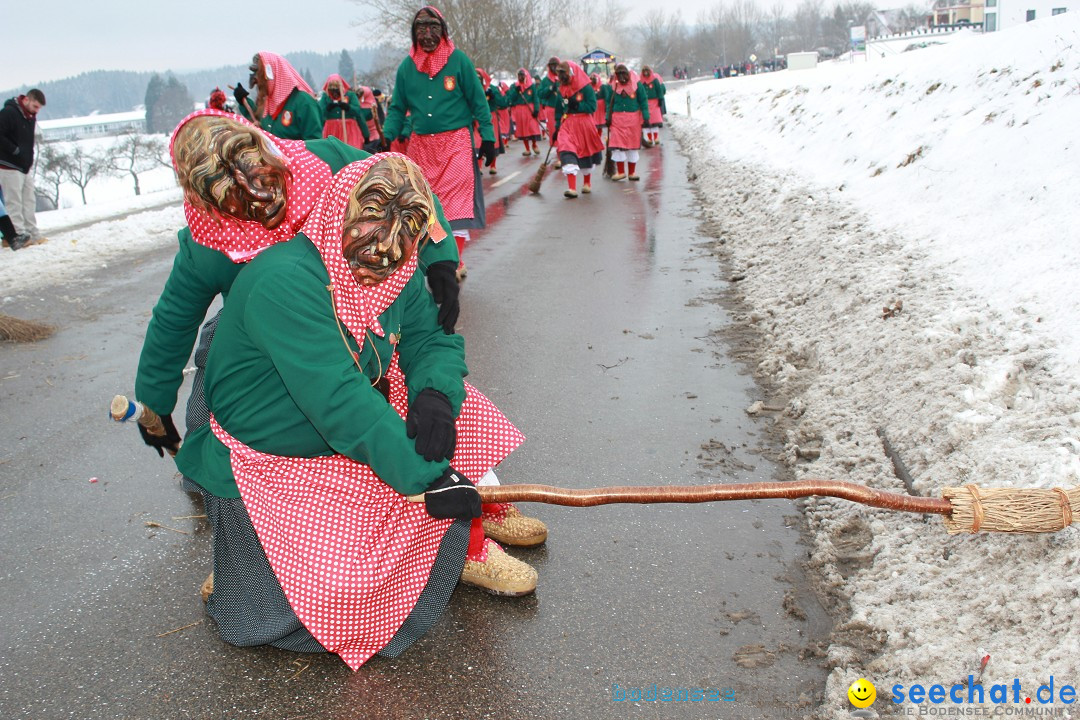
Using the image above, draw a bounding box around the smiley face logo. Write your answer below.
[847,678,876,708]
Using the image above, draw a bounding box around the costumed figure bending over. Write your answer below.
[173,155,541,667]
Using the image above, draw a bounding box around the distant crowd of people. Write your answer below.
[713,57,787,77]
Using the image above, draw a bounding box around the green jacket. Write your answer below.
[537,75,560,109]
[553,84,598,131]
[319,90,370,141]
[484,85,506,112]
[642,78,667,115]
[174,235,468,498]
[383,49,493,142]
[506,84,539,113]
[238,87,323,140]
[605,82,650,125]
[134,137,457,418]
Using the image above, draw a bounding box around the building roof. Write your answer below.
[38,108,145,130]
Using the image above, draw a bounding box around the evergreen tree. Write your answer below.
[302,67,316,92]
[148,75,194,133]
[144,74,165,132]
[338,50,356,82]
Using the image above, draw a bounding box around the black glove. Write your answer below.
[426,260,460,334]
[405,388,456,462]
[551,128,559,143]
[423,467,481,520]
[233,82,249,106]
[138,413,182,458]
[379,136,392,152]
[531,109,538,119]
[477,139,497,167]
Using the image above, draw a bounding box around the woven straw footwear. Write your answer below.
[461,540,537,596]
[564,189,578,198]
[610,172,626,181]
[200,572,214,603]
[581,185,591,194]
[482,504,548,547]
[628,174,640,181]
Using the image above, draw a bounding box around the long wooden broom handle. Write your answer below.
[410,480,952,515]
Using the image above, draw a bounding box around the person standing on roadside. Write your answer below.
[0,89,46,246]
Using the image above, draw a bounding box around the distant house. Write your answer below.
[37,108,146,142]
[932,0,986,28]
[983,0,1073,31]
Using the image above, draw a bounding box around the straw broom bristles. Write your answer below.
[942,485,1078,534]
[528,146,555,194]
[0,313,56,342]
[603,128,615,178]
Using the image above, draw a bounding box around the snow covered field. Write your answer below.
[2,14,1079,714]
[668,12,1080,717]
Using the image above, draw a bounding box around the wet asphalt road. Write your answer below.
[0,136,831,719]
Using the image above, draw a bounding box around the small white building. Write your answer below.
[985,0,1072,31]
[37,108,145,142]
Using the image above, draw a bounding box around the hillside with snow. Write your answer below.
[668,12,1080,716]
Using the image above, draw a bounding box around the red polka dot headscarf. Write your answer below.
[300,153,423,339]
[169,108,332,263]
[258,51,317,119]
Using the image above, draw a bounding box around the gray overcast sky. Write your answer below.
[4,0,736,92]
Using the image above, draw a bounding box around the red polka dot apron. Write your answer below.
[209,365,522,669]
[407,127,476,222]
[209,155,524,669]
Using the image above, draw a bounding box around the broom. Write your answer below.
[603,127,615,178]
[110,394,180,457]
[0,313,56,342]
[527,144,555,194]
[409,480,1078,534]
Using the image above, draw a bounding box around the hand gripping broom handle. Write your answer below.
[409,481,1079,534]
[110,394,178,457]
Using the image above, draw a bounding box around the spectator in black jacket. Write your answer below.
[0,89,46,246]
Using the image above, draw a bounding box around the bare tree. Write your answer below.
[352,0,573,77]
[719,0,764,66]
[638,9,686,69]
[110,132,169,197]
[791,0,826,52]
[63,145,112,205]
[763,0,791,58]
[34,143,70,209]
